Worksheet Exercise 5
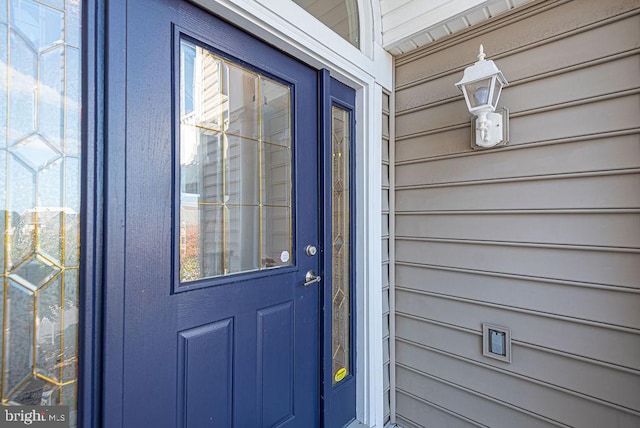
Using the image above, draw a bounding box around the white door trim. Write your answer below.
[190,1,391,426]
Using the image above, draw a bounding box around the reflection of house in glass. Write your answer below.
[179,41,293,282]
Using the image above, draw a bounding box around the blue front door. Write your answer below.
[103,1,320,426]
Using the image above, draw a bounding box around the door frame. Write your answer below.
[80,1,392,427]
[79,0,106,426]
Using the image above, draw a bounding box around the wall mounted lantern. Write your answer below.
[455,45,509,149]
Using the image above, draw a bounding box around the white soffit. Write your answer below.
[381,0,533,56]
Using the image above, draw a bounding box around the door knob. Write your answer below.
[304,270,321,286]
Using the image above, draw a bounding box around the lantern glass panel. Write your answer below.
[465,78,493,109]
[492,78,504,108]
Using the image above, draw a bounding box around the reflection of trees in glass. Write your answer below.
[181,225,201,281]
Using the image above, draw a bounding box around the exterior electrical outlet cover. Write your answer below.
[482,323,512,363]
[490,330,506,355]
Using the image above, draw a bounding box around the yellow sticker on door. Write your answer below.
[334,368,347,382]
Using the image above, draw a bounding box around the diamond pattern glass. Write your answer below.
[1,0,81,424]
[179,39,292,282]
[331,105,350,384]
[10,254,60,291]
[10,134,62,171]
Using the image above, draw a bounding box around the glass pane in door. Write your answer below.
[1,0,81,425]
[331,105,350,383]
[179,40,293,282]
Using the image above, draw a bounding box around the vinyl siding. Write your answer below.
[381,89,392,425]
[392,0,640,426]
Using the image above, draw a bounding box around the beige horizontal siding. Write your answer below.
[397,315,640,410]
[397,366,560,427]
[396,92,640,142]
[396,290,640,371]
[396,173,640,211]
[396,212,640,248]
[396,264,640,329]
[393,0,640,426]
[396,395,480,428]
[381,90,392,423]
[396,134,640,186]
[397,343,640,427]
[396,238,640,288]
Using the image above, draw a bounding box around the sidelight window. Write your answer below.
[331,105,351,383]
[0,0,81,424]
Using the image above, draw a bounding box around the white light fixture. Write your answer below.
[455,45,509,149]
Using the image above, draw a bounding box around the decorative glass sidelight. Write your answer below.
[331,105,350,384]
[0,0,81,425]
[179,39,293,282]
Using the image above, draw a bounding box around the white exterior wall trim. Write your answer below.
[190,1,391,426]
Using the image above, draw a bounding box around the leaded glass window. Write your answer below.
[331,105,350,383]
[1,0,81,424]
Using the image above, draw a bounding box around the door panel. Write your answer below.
[177,318,234,427]
[257,302,294,426]
[104,1,319,426]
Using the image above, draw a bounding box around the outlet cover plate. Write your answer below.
[482,323,512,363]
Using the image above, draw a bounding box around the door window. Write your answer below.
[179,39,293,282]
